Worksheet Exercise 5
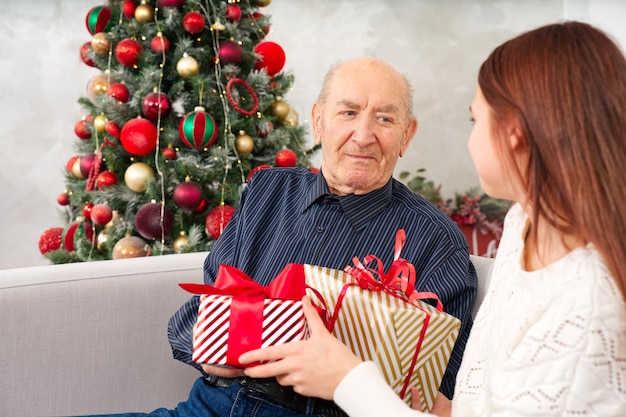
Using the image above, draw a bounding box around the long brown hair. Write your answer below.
[478,21,626,299]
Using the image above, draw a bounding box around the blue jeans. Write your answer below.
[80,377,338,417]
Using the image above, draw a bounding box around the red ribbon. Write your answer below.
[180,263,306,366]
[337,229,444,399]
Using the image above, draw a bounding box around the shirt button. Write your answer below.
[316,226,324,233]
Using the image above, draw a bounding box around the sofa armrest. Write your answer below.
[469,254,494,318]
[0,252,207,417]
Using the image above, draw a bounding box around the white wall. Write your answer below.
[1,0,625,269]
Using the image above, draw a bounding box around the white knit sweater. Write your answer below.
[334,204,626,416]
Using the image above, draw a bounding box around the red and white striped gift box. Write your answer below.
[180,263,311,368]
[192,294,308,366]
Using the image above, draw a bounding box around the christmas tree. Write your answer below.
[37,0,316,263]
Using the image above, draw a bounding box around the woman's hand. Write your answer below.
[239,295,362,400]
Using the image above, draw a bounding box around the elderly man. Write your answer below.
[105,57,476,417]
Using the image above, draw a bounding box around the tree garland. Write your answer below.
[226,77,259,116]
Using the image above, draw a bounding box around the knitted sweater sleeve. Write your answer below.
[334,361,431,417]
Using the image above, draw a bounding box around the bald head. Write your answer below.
[317,57,415,119]
[311,57,418,196]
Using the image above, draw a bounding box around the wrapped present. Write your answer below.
[180,263,310,368]
[304,229,461,411]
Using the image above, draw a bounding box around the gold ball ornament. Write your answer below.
[112,235,150,259]
[87,73,110,102]
[173,232,190,253]
[255,0,272,7]
[283,107,299,127]
[72,157,84,179]
[91,32,111,54]
[97,230,109,252]
[271,98,290,121]
[94,114,107,133]
[134,2,155,24]
[124,162,155,193]
[105,210,121,230]
[176,55,199,78]
[235,130,254,155]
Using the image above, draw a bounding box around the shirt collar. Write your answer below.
[302,172,394,232]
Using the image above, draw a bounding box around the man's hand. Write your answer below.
[410,387,451,417]
[239,295,362,400]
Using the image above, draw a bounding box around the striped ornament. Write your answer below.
[192,294,307,366]
[178,106,218,149]
[85,6,112,35]
[304,264,461,411]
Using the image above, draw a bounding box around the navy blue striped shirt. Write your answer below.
[168,167,477,398]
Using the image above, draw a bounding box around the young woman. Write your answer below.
[240,21,626,416]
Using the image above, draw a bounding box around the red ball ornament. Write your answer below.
[96,171,118,190]
[105,120,120,139]
[205,204,235,240]
[173,181,203,211]
[251,12,270,36]
[38,227,64,255]
[255,120,273,138]
[66,155,80,173]
[108,83,130,103]
[162,146,177,160]
[225,4,242,22]
[85,6,112,35]
[151,34,170,54]
[247,164,272,182]
[91,203,114,226]
[275,149,297,167]
[83,202,94,219]
[142,91,171,121]
[178,106,218,149]
[218,40,244,65]
[122,0,136,19]
[120,117,158,156]
[115,38,143,68]
[74,119,91,140]
[80,42,97,67]
[254,41,286,76]
[193,198,208,214]
[57,192,70,206]
[135,202,174,240]
[183,11,205,34]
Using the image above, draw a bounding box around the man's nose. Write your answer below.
[350,117,376,146]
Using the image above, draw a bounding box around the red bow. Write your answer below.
[343,229,443,311]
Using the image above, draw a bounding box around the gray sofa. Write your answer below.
[0,252,493,417]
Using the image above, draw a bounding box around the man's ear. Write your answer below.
[311,102,322,145]
[399,117,418,157]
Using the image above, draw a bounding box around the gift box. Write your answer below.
[180,263,310,368]
[304,230,461,411]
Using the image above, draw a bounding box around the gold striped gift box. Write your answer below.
[304,264,461,411]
